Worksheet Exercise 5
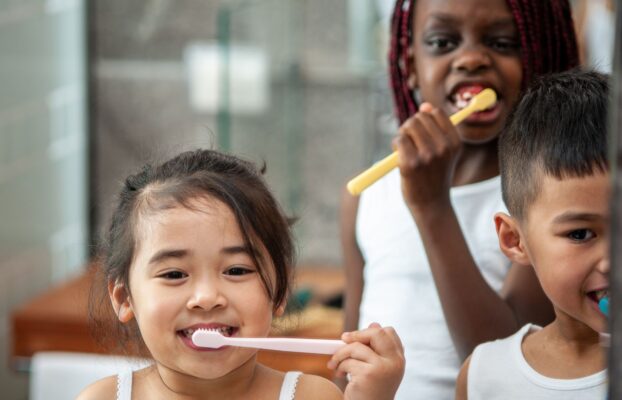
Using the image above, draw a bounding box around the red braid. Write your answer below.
[388,0,579,125]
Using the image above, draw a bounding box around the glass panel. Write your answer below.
[0,1,88,397]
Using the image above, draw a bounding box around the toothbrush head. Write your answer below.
[470,88,497,112]
[599,296,609,317]
[192,329,228,348]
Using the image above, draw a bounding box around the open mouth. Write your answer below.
[178,325,237,339]
[587,288,609,304]
[450,84,498,111]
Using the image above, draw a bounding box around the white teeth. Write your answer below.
[453,89,487,110]
[453,91,475,110]
[184,326,233,337]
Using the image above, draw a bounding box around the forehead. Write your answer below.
[526,172,611,222]
[135,196,240,244]
[414,0,514,28]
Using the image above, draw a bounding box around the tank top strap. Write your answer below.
[116,370,133,400]
[278,371,302,400]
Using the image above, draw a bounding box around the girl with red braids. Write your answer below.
[340,0,579,398]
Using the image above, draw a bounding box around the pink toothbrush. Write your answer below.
[191,329,345,355]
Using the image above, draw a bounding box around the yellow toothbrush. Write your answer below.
[346,88,497,196]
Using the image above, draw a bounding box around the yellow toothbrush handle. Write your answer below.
[346,89,496,196]
[346,152,399,196]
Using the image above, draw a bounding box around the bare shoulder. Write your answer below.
[75,375,117,400]
[455,354,472,400]
[295,373,343,400]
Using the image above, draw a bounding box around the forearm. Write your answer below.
[411,202,519,359]
[343,276,363,332]
[340,189,364,333]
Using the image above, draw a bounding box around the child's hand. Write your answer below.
[327,322,405,400]
[394,102,462,211]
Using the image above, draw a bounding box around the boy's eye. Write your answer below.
[158,270,187,280]
[225,265,255,276]
[567,229,595,242]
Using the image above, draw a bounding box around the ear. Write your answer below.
[273,301,286,318]
[494,212,531,266]
[108,280,134,323]
[405,46,417,90]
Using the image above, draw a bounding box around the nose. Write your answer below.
[452,43,492,73]
[596,257,610,275]
[186,279,228,311]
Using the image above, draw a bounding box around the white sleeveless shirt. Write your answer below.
[468,324,607,399]
[116,370,302,399]
[357,170,510,399]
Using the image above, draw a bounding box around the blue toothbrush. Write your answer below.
[599,296,609,317]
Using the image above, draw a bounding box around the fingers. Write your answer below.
[330,323,404,381]
[342,323,404,355]
[328,341,378,371]
[394,103,460,167]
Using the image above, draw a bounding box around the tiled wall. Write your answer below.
[0,1,88,398]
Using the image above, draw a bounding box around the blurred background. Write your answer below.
[0,0,616,398]
[1,0,396,398]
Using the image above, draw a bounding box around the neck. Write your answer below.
[452,139,499,186]
[149,355,259,399]
[546,314,602,349]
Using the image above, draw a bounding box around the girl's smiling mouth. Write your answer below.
[178,323,239,351]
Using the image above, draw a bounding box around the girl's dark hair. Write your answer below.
[389,0,580,124]
[90,149,295,355]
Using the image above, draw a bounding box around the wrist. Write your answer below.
[407,196,452,221]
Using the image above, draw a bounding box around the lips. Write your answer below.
[177,323,239,352]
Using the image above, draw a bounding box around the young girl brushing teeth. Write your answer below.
[79,149,404,400]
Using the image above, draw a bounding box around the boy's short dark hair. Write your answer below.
[499,70,609,220]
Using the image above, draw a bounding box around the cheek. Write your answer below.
[238,283,275,330]
[500,58,523,98]
[131,286,181,326]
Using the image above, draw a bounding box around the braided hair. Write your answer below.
[389,0,579,124]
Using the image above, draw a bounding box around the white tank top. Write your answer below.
[357,170,510,399]
[468,324,607,399]
[116,370,302,399]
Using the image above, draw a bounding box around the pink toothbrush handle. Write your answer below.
[228,337,345,355]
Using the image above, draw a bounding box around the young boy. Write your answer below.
[455,70,610,399]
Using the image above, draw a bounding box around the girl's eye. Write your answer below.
[488,37,520,53]
[158,270,187,280]
[567,229,595,242]
[424,35,459,53]
[225,266,255,276]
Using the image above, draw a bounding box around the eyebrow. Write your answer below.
[552,212,605,224]
[221,245,254,256]
[147,245,254,266]
[148,249,189,266]
[427,14,515,29]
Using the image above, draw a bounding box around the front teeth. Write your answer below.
[454,91,474,109]
[182,326,232,338]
